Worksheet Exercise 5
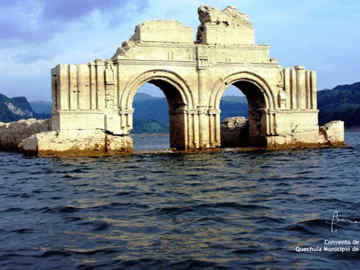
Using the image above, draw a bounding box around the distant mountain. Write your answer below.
[318,82,360,127]
[134,93,159,102]
[221,95,247,104]
[30,101,52,114]
[0,93,35,122]
[133,85,360,130]
[133,93,169,133]
[132,94,248,133]
[220,96,248,120]
[333,82,360,91]
[134,94,169,123]
[133,119,168,134]
[30,101,52,119]
[0,91,248,132]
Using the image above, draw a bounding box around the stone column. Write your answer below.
[186,109,198,149]
[215,108,221,147]
[196,46,211,149]
[197,105,210,148]
[208,108,220,148]
[197,68,209,148]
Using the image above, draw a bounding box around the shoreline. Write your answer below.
[132,133,169,136]
[346,127,360,132]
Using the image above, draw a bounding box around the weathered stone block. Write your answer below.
[106,134,133,154]
[319,121,345,145]
[197,5,255,45]
[0,119,51,151]
[20,129,133,157]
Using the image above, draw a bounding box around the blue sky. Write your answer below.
[0,0,359,100]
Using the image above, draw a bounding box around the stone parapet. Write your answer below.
[132,20,194,44]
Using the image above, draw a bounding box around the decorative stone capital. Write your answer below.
[196,106,210,115]
[208,108,220,115]
[185,109,198,115]
[119,108,134,115]
[295,65,305,70]
[196,56,209,70]
[95,59,105,66]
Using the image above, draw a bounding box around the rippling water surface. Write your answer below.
[1,132,360,269]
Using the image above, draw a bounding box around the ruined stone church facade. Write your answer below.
[22,5,344,156]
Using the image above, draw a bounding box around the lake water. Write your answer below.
[1,132,360,269]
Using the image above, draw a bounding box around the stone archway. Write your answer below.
[36,4,342,157]
[210,72,276,147]
[120,70,194,150]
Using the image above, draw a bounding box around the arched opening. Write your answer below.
[133,83,169,150]
[131,79,187,151]
[220,85,248,119]
[219,80,267,147]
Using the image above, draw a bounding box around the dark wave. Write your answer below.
[37,206,81,214]
[91,202,150,210]
[169,259,226,270]
[40,247,119,258]
[156,202,270,218]
[0,132,360,269]
[1,207,23,213]
[285,219,337,235]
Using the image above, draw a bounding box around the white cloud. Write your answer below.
[0,1,359,99]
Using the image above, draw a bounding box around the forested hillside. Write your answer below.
[318,82,360,127]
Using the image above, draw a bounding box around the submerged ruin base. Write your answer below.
[0,120,346,157]
[0,119,340,157]
[20,127,346,158]
[20,130,133,157]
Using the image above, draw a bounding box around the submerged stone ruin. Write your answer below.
[3,5,345,156]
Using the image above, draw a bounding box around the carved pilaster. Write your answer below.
[278,91,287,110]
[196,46,210,71]
[295,65,306,110]
[88,62,97,111]
[104,62,116,111]
[51,70,58,112]
[95,59,105,110]
[311,71,317,109]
